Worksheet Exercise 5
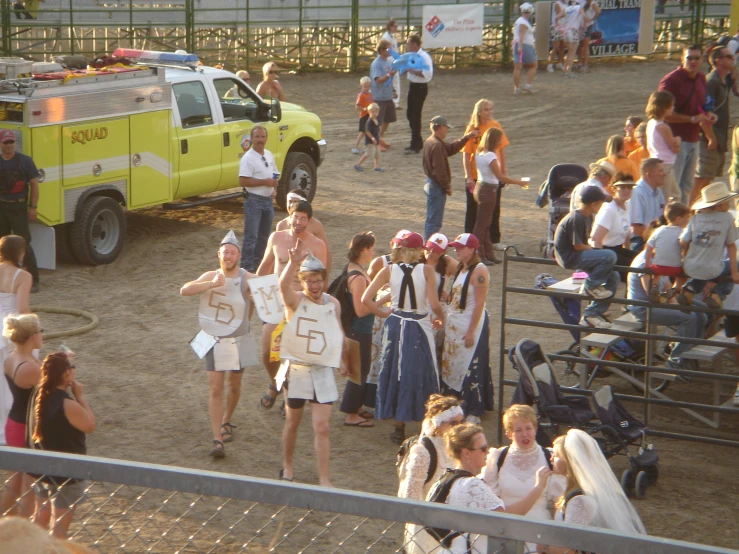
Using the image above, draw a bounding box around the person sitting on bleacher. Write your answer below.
[553,186,619,329]
[627,247,708,373]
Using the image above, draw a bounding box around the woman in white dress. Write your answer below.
[481,405,565,551]
[362,230,445,444]
[441,234,493,424]
[0,235,32,446]
[416,422,552,554]
[381,19,400,107]
[398,394,463,554]
[538,429,646,553]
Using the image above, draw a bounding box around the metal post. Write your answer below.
[129,0,133,47]
[406,0,411,38]
[245,0,250,69]
[186,0,194,55]
[497,249,510,445]
[298,0,304,70]
[1,0,11,56]
[350,0,359,72]
[501,0,512,65]
[644,275,653,426]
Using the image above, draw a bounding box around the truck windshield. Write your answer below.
[214,78,261,123]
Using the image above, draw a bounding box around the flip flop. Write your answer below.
[259,384,279,410]
[221,422,236,443]
[279,469,295,482]
[210,440,225,459]
[344,418,374,428]
[358,410,374,420]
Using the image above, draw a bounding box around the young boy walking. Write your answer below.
[353,77,373,155]
[354,103,384,172]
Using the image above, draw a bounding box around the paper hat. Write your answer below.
[391,230,424,248]
[220,230,241,250]
[449,233,479,249]
[425,233,449,254]
[300,251,325,272]
[691,182,739,211]
[589,160,617,177]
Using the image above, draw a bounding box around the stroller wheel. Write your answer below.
[646,463,660,484]
[628,354,670,393]
[635,471,649,499]
[620,469,634,496]
[552,347,582,389]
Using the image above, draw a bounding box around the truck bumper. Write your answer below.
[317,139,327,166]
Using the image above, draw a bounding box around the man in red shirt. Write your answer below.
[658,44,718,204]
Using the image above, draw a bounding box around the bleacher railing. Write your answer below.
[0,448,737,553]
[0,0,731,71]
[498,249,739,448]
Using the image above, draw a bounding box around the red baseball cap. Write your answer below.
[0,130,16,143]
[425,233,449,254]
[449,233,480,249]
[391,230,424,248]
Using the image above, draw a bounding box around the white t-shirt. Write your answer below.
[475,151,499,184]
[647,225,683,267]
[513,17,535,46]
[680,211,738,280]
[593,200,631,247]
[239,148,277,197]
[563,4,583,31]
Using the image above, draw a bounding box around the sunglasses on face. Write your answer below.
[472,444,489,453]
[2,141,15,145]
[718,54,734,59]
[685,55,701,61]
[269,70,278,75]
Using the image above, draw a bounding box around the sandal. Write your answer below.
[210,440,225,459]
[260,384,279,410]
[279,469,295,482]
[344,418,374,428]
[221,422,236,443]
[358,410,374,420]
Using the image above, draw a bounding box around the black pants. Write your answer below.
[407,82,428,152]
[465,185,503,243]
[0,201,39,283]
[340,330,374,413]
[604,245,637,282]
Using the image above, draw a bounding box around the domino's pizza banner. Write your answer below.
[421,4,484,48]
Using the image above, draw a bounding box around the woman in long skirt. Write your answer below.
[441,233,494,423]
[362,230,445,444]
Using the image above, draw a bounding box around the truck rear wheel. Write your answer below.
[276,152,316,210]
[70,196,126,265]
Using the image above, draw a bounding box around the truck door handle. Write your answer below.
[181,139,188,154]
[223,132,230,147]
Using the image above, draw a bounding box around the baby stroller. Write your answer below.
[508,338,596,440]
[592,385,659,499]
[536,163,589,258]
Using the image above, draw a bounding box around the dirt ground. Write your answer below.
[29,59,739,550]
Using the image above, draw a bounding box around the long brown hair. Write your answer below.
[0,235,26,267]
[32,352,73,444]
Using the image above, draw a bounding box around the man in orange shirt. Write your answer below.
[462,99,509,249]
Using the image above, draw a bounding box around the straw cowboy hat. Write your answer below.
[691,182,739,211]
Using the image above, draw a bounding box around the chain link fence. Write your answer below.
[0,0,732,71]
[1,448,736,554]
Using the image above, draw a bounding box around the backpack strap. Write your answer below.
[565,488,584,505]
[425,469,474,548]
[495,446,509,472]
[421,436,438,484]
[543,446,553,470]
[497,445,552,472]
[397,263,418,311]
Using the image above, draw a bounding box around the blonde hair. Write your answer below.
[553,435,580,512]
[502,404,537,433]
[477,127,503,155]
[605,135,626,158]
[425,394,462,436]
[2,313,40,345]
[444,422,483,461]
[262,61,278,78]
[393,247,423,265]
[368,103,380,113]
[360,76,371,85]
[467,99,493,130]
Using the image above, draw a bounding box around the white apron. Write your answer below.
[441,265,485,392]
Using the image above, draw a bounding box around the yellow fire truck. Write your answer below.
[0,50,326,265]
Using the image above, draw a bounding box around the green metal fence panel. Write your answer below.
[0,0,731,70]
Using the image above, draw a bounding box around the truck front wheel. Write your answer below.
[276,152,317,210]
[70,196,127,265]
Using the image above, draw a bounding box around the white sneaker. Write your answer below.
[513,87,520,95]
[547,64,554,73]
[581,284,614,300]
[522,84,535,94]
[492,243,508,251]
[351,148,362,155]
[556,63,565,71]
[580,315,612,329]
[733,385,739,406]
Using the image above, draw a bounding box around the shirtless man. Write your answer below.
[275,189,332,272]
[257,199,328,409]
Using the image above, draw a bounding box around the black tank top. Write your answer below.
[37,388,86,455]
[5,361,33,424]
